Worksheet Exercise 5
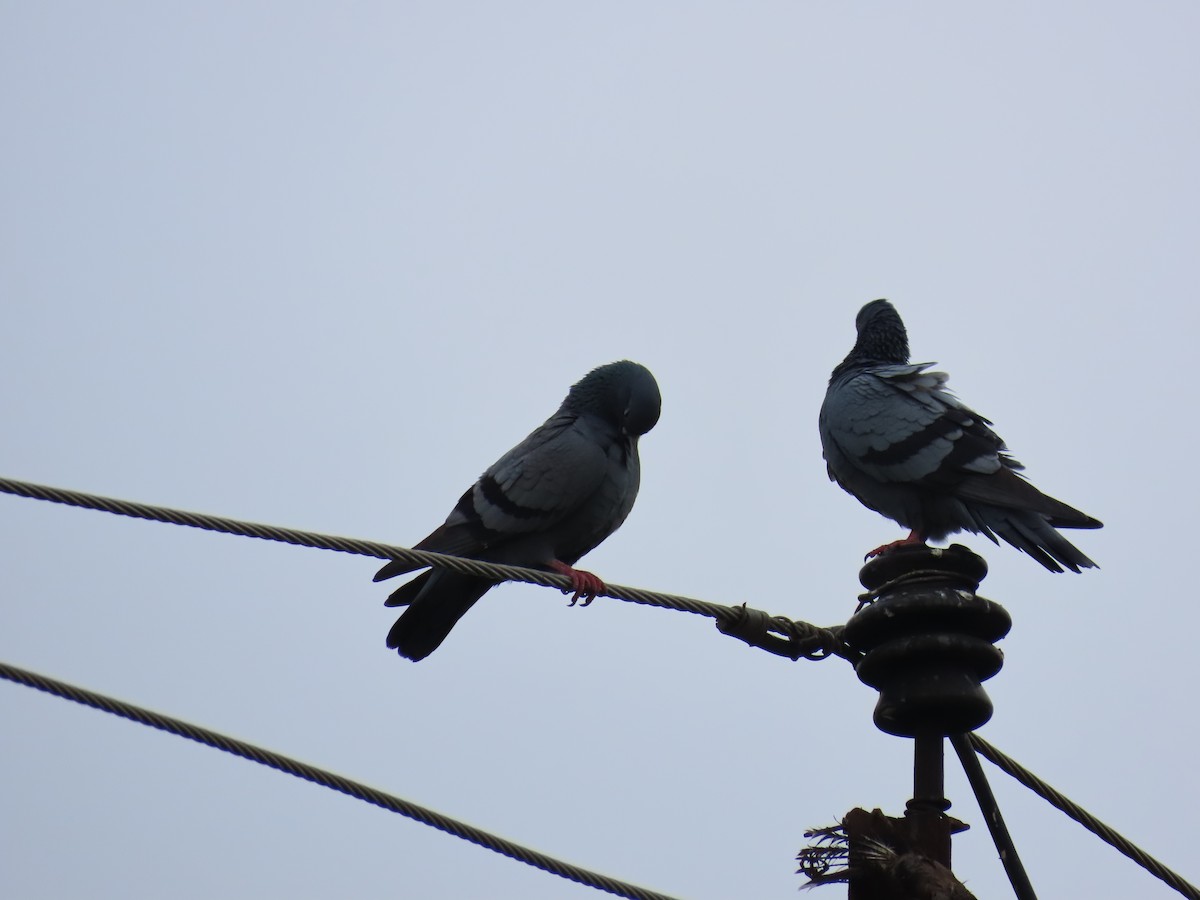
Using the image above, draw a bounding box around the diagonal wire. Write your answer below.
[0,476,851,661]
[0,661,680,900]
[949,734,1037,900]
[968,735,1200,900]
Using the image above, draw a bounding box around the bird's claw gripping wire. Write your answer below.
[548,560,606,606]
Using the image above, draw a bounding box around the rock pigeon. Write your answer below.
[376,360,661,660]
[819,299,1101,572]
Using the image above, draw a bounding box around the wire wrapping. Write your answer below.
[968,735,1200,900]
[0,476,852,661]
[0,661,681,900]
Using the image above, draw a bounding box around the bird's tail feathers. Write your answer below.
[374,523,488,583]
[976,508,1098,574]
[374,557,424,582]
[386,571,497,661]
[957,470,1102,530]
[383,570,432,607]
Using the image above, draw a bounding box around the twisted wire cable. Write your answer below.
[968,735,1200,900]
[0,476,850,660]
[0,661,680,900]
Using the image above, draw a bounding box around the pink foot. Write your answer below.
[547,560,606,606]
[865,531,926,560]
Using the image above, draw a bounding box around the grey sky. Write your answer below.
[3,3,1197,898]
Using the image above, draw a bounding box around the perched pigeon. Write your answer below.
[376,360,661,660]
[819,299,1101,572]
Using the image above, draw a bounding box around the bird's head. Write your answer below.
[567,360,661,437]
[853,298,910,364]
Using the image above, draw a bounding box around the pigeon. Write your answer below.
[376,360,661,660]
[819,299,1101,572]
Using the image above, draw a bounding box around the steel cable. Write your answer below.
[949,734,1038,900]
[0,661,681,900]
[968,735,1200,900]
[0,476,850,660]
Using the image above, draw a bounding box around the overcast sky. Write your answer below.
[3,3,1198,898]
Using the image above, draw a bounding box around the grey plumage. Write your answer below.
[376,360,661,660]
[819,299,1101,572]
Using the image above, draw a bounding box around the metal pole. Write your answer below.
[907,733,952,866]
